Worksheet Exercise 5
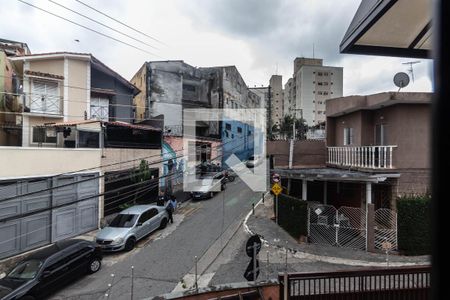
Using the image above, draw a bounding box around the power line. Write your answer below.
[48,0,159,51]
[0,135,249,203]
[17,0,162,58]
[74,0,167,46]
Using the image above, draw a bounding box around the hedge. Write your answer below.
[274,193,308,240]
[397,194,431,255]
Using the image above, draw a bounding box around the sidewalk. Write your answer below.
[244,195,430,267]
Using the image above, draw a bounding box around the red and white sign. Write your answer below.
[272,173,280,183]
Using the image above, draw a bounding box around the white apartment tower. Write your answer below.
[286,58,343,126]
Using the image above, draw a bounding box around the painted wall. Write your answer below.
[130,63,147,121]
[0,147,101,179]
[68,59,89,121]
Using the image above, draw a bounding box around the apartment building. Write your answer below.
[284,57,343,126]
[268,75,283,130]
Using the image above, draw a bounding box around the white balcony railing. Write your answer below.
[327,146,397,169]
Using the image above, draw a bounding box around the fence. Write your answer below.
[279,265,431,299]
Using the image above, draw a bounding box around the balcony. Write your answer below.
[24,93,63,117]
[327,145,397,169]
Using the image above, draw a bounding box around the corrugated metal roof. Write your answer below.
[107,121,161,131]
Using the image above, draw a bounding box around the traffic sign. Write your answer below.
[272,173,280,183]
[246,235,262,257]
[271,182,282,196]
[243,258,260,281]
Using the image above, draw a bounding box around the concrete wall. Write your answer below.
[171,283,279,300]
[101,148,162,173]
[0,147,101,179]
[267,140,326,168]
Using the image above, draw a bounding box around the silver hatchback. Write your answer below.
[95,205,169,252]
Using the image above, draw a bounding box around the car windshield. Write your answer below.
[109,214,138,228]
[7,259,43,280]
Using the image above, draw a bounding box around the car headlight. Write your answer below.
[114,237,124,244]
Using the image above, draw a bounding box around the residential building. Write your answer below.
[268,92,430,252]
[200,66,260,165]
[248,86,269,110]
[0,52,162,260]
[285,57,343,126]
[0,38,30,146]
[268,75,283,129]
[272,92,430,209]
[283,78,294,117]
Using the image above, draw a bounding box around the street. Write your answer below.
[49,179,261,300]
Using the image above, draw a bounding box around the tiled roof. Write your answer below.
[25,70,64,80]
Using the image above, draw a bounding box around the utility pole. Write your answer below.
[268,85,272,139]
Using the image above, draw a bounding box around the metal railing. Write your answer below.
[327,145,397,169]
[279,266,431,299]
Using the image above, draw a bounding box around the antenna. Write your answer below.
[313,43,315,59]
[402,61,420,82]
[275,62,278,75]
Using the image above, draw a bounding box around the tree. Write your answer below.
[279,115,308,139]
[131,160,151,204]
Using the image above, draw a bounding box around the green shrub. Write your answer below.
[397,194,431,255]
[275,193,308,240]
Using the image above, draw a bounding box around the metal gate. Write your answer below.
[308,203,366,250]
[0,173,99,259]
[375,208,398,251]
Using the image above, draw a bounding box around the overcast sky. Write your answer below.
[1,0,433,95]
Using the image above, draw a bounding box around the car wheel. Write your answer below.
[159,218,168,229]
[87,257,102,274]
[228,176,235,182]
[124,237,136,251]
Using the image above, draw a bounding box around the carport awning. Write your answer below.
[340,0,432,58]
[274,167,400,183]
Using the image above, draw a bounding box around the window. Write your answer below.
[182,84,196,92]
[344,128,354,145]
[225,123,231,131]
[30,80,60,114]
[237,127,242,134]
[32,126,56,144]
[91,97,109,121]
[318,72,323,76]
[375,124,386,145]
[78,131,100,148]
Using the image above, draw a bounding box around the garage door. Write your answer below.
[0,173,99,259]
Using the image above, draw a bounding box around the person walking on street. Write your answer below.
[165,195,177,224]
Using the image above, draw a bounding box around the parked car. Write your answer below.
[246,155,263,168]
[0,239,102,300]
[191,172,226,200]
[95,205,169,252]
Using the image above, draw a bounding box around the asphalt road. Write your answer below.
[49,178,260,300]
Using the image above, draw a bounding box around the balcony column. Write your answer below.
[302,179,307,201]
[366,182,375,252]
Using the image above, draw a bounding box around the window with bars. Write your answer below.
[90,97,109,121]
[30,80,60,114]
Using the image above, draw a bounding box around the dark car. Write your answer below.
[0,239,102,300]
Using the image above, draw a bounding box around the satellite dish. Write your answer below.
[393,72,410,90]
